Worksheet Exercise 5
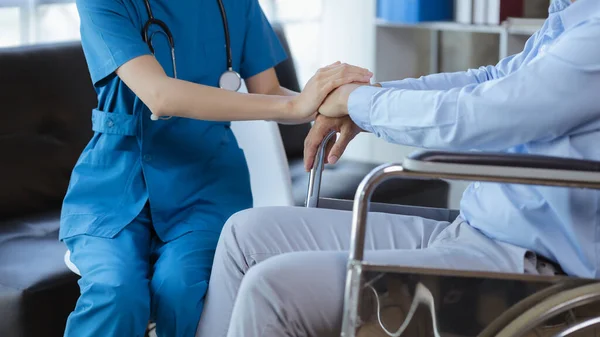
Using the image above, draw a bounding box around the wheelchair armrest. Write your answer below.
[408,151,600,172]
[349,151,600,263]
[404,151,600,185]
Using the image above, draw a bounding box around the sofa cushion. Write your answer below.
[0,42,96,219]
[0,212,80,337]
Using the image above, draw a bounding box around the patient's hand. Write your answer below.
[303,114,363,171]
[318,82,380,118]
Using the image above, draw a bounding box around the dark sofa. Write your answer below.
[0,25,447,337]
[0,42,92,337]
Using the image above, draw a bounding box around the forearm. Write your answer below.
[256,85,298,123]
[274,86,298,96]
[379,66,499,91]
[120,56,372,123]
[117,55,293,122]
[154,77,292,121]
[349,53,600,152]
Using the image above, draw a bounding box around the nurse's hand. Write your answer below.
[303,114,363,171]
[289,62,372,122]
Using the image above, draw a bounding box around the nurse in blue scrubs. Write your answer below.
[60,0,373,336]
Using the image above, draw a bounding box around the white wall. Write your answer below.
[320,0,376,71]
[320,0,383,167]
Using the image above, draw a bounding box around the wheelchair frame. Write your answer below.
[307,131,600,337]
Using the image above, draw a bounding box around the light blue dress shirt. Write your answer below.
[348,0,600,278]
[60,0,287,242]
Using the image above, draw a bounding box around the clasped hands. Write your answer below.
[288,61,377,172]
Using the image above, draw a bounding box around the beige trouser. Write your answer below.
[195,206,544,337]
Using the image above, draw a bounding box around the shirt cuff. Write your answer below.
[347,85,384,133]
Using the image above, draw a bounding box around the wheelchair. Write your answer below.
[307,131,600,337]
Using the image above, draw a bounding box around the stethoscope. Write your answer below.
[142,0,242,120]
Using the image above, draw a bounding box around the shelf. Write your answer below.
[505,18,545,36]
[507,25,541,35]
[376,18,544,37]
[376,19,505,34]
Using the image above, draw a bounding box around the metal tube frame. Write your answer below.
[553,316,600,337]
[306,130,337,208]
[340,163,600,337]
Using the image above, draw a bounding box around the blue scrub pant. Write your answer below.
[63,205,218,337]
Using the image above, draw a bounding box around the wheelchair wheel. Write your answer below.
[495,283,600,337]
[478,280,592,337]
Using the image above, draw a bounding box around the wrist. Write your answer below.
[280,96,295,121]
[340,84,363,115]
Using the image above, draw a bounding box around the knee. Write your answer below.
[236,257,284,307]
[217,207,282,263]
[221,206,296,250]
[238,252,347,303]
[221,207,273,242]
[152,271,208,314]
[238,253,302,302]
[80,269,150,315]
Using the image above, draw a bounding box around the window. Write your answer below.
[0,0,322,87]
[0,1,80,47]
[260,0,322,86]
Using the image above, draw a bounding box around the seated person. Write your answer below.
[195,0,600,336]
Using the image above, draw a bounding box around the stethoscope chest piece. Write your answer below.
[219,69,242,92]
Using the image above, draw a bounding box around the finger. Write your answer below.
[320,75,370,96]
[323,63,373,78]
[313,66,372,102]
[324,133,336,165]
[328,127,356,165]
[322,66,374,90]
[317,61,342,74]
[303,124,330,171]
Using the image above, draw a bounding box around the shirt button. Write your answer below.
[143,154,152,162]
[474,182,481,189]
[107,119,114,128]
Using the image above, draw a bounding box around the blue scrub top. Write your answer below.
[60,0,287,241]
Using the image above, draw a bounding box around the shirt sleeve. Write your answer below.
[76,0,151,86]
[379,25,545,91]
[239,0,288,79]
[348,19,600,152]
[379,67,501,91]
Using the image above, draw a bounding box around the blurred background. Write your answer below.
[0,0,554,208]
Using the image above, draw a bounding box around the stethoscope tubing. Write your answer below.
[141,0,232,70]
[141,0,240,120]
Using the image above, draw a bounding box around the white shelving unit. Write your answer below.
[374,18,543,76]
